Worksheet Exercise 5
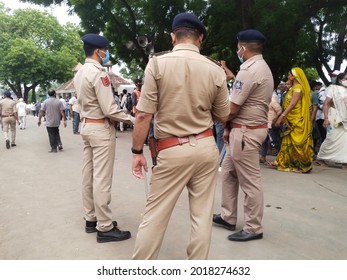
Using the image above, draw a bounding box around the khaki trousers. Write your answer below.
[132,136,219,260]
[80,121,116,232]
[2,116,16,143]
[221,126,267,234]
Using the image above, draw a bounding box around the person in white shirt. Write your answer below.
[59,96,68,111]
[16,98,27,129]
[272,81,286,107]
[69,93,81,134]
[119,89,130,132]
[315,84,326,144]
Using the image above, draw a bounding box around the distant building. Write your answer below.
[56,62,132,99]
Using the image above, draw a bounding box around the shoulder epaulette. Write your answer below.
[149,50,172,58]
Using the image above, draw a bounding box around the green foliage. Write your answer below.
[21,0,347,85]
[0,6,84,101]
[304,68,320,82]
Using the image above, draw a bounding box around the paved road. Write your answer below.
[1,115,346,260]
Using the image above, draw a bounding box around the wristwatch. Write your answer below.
[131,147,143,154]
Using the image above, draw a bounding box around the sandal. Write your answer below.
[266,161,277,167]
[315,160,328,167]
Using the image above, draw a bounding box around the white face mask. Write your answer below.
[341,80,347,87]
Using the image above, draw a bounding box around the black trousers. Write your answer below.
[316,119,327,144]
[46,127,62,150]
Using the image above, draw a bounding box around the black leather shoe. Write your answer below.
[6,140,10,149]
[213,214,235,231]
[85,220,118,233]
[58,145,63,150]
[228,230,263,241]
[97,227,131,243]
[49,149,58,153]
[11,143,16,147]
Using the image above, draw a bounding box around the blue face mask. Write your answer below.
[237,46,245,64]
[99,50,110,64]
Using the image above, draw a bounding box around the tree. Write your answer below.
[0,5,84,102]
[22,0,347,85]
[206,0,347,85]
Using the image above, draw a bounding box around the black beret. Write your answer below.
[81,33,109,49]
[237,29,266,43]
[172,12,207,40]
[3,90,11,97]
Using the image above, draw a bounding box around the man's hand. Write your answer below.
[132,154,148,179]
[223,128,230,144]
[38,119,41,127]
[63,120,67,128]
[323,118,330,128]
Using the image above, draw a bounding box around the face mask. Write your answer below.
[341,80,347,87]
[99,50,110,64]
[237,46,245,64]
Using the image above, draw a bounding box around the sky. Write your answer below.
[1,0,80,25]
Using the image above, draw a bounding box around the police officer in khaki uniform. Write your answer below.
[213,29,274,241]
[0,91,19,149]
[74,34,134,243]
[131,13,230,259]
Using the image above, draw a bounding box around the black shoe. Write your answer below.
[85,220,118,233]
[228,230,263,242]
[58,145,63,150]
[213,214,236,231]
[97,226,131,243]
[49,149,58,153]
[6,140,10,149]
[11,143,16,147]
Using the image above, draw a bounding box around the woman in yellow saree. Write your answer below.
[274,67,314,173]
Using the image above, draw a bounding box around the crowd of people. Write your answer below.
[0,90,83,151]
[258,70,347,172]
[1,11,346,261]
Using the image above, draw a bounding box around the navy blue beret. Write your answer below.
[237,29,266,43]
[81,33,109,49]
[172,12,207,39]
[3,90,11,97]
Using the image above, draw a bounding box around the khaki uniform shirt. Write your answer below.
[267,97,282,128]
[0,98,17,116]
[230,54,274,126]
[136,43,230,139]
[74,58,133,123]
